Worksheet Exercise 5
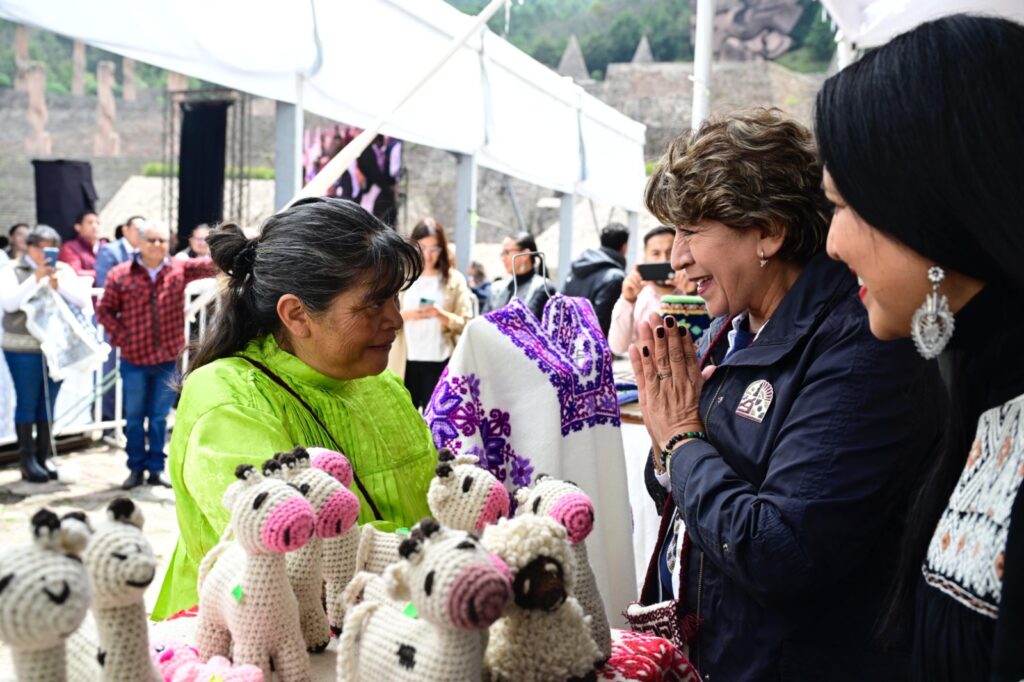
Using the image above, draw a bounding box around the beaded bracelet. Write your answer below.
[654,431,707,474]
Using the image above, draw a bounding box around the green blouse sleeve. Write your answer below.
[178,403,296,561]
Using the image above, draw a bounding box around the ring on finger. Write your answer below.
[656,372,671,381]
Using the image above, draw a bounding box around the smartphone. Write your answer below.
[418,297,435,307]
[43,247,59,268]
[638,261,674,282]
[661,295,711,342]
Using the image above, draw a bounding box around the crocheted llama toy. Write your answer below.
[304,447,364,637]
[195,460,316,682]
[273,447,361,650]
[337,518,512,681]
[354,524,403,575]
[516,474,611,658]
[78,497,161,682]
[0,508,93,682]
[481,514,602,682]
[150,640,263,682]
[428,449,510,532]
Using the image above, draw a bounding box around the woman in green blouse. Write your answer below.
[153,197,433,620]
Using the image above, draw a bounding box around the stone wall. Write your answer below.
[588,61,825,160]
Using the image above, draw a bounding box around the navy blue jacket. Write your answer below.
[666,254,946,680]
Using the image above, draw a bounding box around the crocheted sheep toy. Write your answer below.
[78,497,161,682]
[516,474,611,658]
[150,640,263,682]
[0,508,93,682]
[195,460,316,682]
[273,447,361,650]
[337,518,512,681]
[428,449,510,532]
[481,514,602,682]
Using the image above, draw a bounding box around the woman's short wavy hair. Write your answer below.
[645,108,830,265]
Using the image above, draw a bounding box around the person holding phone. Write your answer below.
[608,225,688,355]
[390,218,473,410]
[0,225,92,482]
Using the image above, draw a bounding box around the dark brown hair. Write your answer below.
[410,217,452,283]
[645,108,830,265]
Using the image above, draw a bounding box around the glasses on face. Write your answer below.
[421,246,443,255]
[145,237,169,245]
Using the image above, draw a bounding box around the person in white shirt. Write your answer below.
[388,218,473,410]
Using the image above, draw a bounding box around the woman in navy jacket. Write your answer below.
[631,109,946,680]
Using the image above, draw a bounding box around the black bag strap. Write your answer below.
[235,355,383,521]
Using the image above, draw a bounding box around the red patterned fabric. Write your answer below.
[597,629,700,681]
[97,257,216,365]
[58,236,100,282]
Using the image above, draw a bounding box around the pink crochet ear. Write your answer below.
[261,497,316,552]
[548,492,594,544]
[309,448,354,488]
[316,487,361,538]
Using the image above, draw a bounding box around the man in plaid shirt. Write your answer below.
[97,220,217,489]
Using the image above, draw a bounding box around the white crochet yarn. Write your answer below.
[74,497,161,682]
[482,515,601,682]
[0,509,93,682]
[337,519,512,681]
[428,450,511,533]
[516,475,611,658]
[355,525,404,575]
[195,460,316,682]
[274,448,360,650]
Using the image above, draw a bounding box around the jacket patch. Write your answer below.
[736,380,774,423]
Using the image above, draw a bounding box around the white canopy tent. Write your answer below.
[0,0,647,277]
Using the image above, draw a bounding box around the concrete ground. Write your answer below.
[0,443,179,677]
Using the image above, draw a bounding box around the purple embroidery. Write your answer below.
[425,371,529,487]
[485,296,620,435]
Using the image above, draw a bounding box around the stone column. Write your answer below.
[24,62,52,155]
[14,25,29,92]
[122,57,137,101]
[71,40,86,96]
[93,61,120,156]
[166,71,188,92]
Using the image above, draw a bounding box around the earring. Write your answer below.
[911,266,955,359]
[758,250,768,268]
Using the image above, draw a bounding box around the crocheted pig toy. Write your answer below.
[516,474,611,658]
[337,518,512,682]
[0,508,93,682]
[149,640,263,682]
[273,447,360,649]
[195,460,316,682]
[428,449,510,532]
[80,497,161,682]
[482,514,602,682]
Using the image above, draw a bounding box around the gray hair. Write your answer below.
[26,225,62,248]
[139,220,170,241]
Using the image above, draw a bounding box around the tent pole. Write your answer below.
[836,37,857,69]
[274,75,304,211]
[691,0,715,131]
[292,0,514,206]
[626,210,640,271]
[454,152,478,274]
[558,192,575,289]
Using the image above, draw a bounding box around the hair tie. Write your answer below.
[230,238,259,280]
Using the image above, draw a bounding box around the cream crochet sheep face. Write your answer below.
[482,514,575,611]
[514,475,595,544]
[0,509,93,649]
[428,450,510,533]
[222,461,316,555]
[83,498,157,609]
[385,518,511,631]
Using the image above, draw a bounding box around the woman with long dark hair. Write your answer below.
[388,218,473,410]
[153,197,438,621]
[816,14,1024,681]
[485,231,555,319]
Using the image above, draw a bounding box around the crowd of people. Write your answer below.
[0,12,1021,682]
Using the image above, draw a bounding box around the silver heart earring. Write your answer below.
[758,249,767,268]
[911,266,955,359]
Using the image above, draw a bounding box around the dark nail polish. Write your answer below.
[678,324,687,337]
[656,327,665,339]
[664,316,676,328]
[642,346,650,357]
